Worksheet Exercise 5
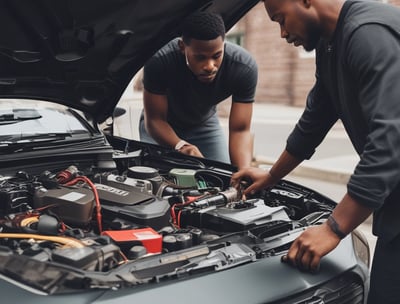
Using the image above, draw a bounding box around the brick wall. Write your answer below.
[242,3,300,105]
[240,0,399,106]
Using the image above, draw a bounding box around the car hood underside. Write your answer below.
[0,0,259,122]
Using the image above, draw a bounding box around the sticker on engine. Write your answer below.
[133,230,160,239]
[59,192,86,201]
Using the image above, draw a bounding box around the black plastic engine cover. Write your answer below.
[95,183,170,229]
[33,186,95,226]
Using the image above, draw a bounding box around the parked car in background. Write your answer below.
[0,0,370,303]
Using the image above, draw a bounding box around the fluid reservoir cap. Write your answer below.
[127,166,160,180]
[128,245,147,259]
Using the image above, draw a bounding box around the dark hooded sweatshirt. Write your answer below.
[286,0,400,242]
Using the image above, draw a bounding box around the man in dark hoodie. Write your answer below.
[231,0,400,303]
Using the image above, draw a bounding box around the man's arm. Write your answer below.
[284,193,373,272]
[228,102,253,169]
[231,149,303,195]
[143,89,204,157]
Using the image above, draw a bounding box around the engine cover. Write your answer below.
[33,186,95,226]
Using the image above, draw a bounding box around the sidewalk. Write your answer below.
[238,103,358,185]
[114,95,358,185]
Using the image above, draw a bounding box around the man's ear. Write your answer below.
[302,0,311,8]
[178,39,185,54]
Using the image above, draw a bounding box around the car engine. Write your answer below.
[0,147,335,280]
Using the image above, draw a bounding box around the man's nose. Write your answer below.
[280,26,289,39]
[204,59,216,72]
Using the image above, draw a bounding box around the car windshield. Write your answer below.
[0,100,90,143]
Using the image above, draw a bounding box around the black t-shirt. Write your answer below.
[143,38,258,129]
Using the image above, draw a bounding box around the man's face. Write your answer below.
[264,0,321,52]
[182,36,224,83]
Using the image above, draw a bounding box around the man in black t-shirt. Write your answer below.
[139,11,258,168]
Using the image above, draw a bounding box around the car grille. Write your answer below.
[271,272,365,304]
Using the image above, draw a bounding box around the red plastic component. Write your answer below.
[102,227,162,253]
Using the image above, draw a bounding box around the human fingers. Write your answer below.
[282,238,305,266]
[180,145,204,158]
[231,170,247,182]
[281,241,320,273]
[241,182,261,196]
[294,229,323,272]
[295,247,316,272]
[242,177,270,195]
[295,244,306,268]
[230,170,250,188]
[282,238,299,267]
[309,254,321,273]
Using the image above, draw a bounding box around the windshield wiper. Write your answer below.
[0,133,76,154]
[0,109,42,125]
[0,132,72,143]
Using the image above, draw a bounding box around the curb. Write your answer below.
[253,155,351,185]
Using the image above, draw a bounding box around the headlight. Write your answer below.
[351,228,370,267]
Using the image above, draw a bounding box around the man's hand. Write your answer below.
[231,167,277,196]
[179,144,204,158]
[231,150,302,195]
[282,222,341,273]
[282,193,373,273]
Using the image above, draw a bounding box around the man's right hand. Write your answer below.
[231,167,278,196]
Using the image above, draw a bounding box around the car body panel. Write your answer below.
[0,100,370,303]
[1,236,368,303]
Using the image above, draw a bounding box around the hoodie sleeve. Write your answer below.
[345,24,400,209]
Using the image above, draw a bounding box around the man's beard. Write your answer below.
[302,21,322,52]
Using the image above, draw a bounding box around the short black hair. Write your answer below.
[181,11,225,44]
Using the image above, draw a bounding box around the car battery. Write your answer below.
[102,227,162,254]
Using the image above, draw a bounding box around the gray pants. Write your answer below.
[139,112,230,164]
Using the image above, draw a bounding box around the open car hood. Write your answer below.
[0,0,259,123]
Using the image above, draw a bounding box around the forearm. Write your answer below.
[145,118,180,148]
[268,149,303,181]
[229,130,253,169]
[231,149,302,196]
[329,193,374,237]
[145,118,203,157]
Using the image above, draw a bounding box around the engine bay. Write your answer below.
[0,144,336,292]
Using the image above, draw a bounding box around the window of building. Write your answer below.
[226,23,245,46]
[226,33,244,46]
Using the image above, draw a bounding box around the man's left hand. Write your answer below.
[282,222,341,273]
